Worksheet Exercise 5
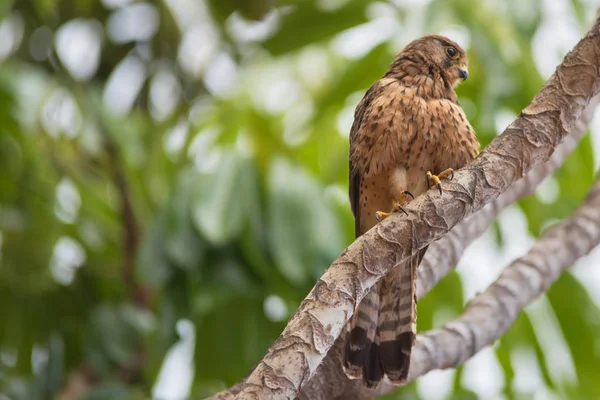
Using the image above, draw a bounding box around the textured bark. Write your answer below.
[210,17,600,400]
[404,177,600,385]
[416,93,600,298]
[297,95,600,400]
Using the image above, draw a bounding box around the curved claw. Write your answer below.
[403,190,415,200]
[449,170,455,180]
[397,206,409,216]
[375,212,382,222]
[438,184,443,196]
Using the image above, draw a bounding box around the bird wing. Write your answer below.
[349,78,418,237]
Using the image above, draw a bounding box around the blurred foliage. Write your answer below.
[1,0,600,399]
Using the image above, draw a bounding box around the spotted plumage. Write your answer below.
[344,35,480,388]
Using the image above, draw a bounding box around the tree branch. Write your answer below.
[404,176,600,385]
[295,94,600,400]
[212,16,600,400]
[416,93,600,298]
[103,135,149,308]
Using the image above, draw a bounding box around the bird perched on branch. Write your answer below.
[344,35,480,387]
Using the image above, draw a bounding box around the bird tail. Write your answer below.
[343,282,380,381]
[343,248,425,388]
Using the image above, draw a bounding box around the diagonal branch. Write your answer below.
[214,16,600,400]
[296,95,600,400]
[416,93,600,298]
[404,177,600,385]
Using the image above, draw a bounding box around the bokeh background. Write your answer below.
[2,0,600,399]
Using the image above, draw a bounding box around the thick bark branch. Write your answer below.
[404,177,600,384]
[296,94,600,400]
[416,94,600,298]
[213,17,600,400]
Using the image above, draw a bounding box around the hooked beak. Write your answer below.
[458,65,469,80]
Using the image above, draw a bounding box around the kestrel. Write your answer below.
[344,35,480,387]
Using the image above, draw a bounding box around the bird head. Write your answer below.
[397,35,469,88]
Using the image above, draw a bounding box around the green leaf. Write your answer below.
[191,151,257,246]
[267,157,344,284]
[262,0,370,55]
[164,169,205,270]
[136,209,173,288]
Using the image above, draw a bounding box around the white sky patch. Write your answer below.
[226,10,280,45]
[55,178,81,224]
[31,344,49,375]
[0,12,24,62]
[178,24,219,78]
[297,47,331,92]
[150,62,182,121]
[535,175,560,204]
[248,60,302,114]
[79,122,103,156]
[101,0,134,9]
[571,244,600,308]
[496,206,535,264]
[203,52,238,97]
[526,295,578,390]
[263,78,303,115]
[589,110,600,172]
[331,14,399,59]
[510,346,546,395]
[417,369,455,400]
[532,0,581,79]
[188,127,222,172]
[164,0,207,32]
[264,295,288,321]
[337,91,365,138]
[171,0,221,80]
[50,236,87,285]
[236,129,254,157]
[1,347,17,367]
[323,184,349,208]
[494,108,517,136]
[458,205,534,301]
[152,319,196,400]
[283,99,313,147]
[55,19,103,81]
[107,3,160,43]
[41,88,83,138]
[336,105,354,139]
[163,118,189,161]
[570,241,600,307]
[103,55,147,116]
[461,346,505,398]
[439,25,472,51]
[390,0,432,6]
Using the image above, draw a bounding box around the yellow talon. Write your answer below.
[427,168,454,195]
[375,191,414,222]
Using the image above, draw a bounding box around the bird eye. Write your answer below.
[446,46,458,58]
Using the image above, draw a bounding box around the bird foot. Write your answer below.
[426,168,454,195]
[375,191,414,222]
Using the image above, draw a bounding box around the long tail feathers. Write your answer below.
[378,255,418,384]
[344,284,379,379]
[344,250,424,388]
